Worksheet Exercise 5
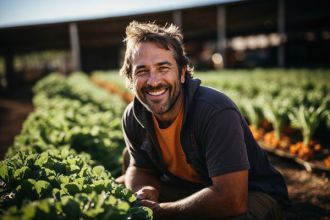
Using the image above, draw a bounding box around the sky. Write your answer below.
[0,0,238,28]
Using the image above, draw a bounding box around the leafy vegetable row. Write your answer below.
[1,149,151,220]
[0,72,152,220]
[195,69,330,161]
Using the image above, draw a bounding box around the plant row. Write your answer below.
[195,69,330,162]
[91,71,133,104]
[0,72,152,220]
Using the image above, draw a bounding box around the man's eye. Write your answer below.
[159,66,169,72]
[136,69,148,75]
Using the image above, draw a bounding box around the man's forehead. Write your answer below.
[131,42,175,64]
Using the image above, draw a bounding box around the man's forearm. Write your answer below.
[125,166,161,198]
[154,186,247,220]
[127,168,248,219]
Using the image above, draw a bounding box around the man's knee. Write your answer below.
[226,191,284,220]
[246,191,284,220]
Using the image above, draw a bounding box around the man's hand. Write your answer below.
[140,199,169,220]
[140,199,161,212]
[135,186,159,202]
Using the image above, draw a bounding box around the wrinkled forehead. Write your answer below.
[131,41,176,64]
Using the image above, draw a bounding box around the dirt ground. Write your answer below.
[269,156,330,219]
[0,85,34,159]
[0,86,329,220]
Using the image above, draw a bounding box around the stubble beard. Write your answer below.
[142,82,182,115]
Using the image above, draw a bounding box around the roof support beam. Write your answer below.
[216,5,226,67]
[4,50,14,89]
[277,0,285,67]
[69,22,81,71]
[172,10,182,31]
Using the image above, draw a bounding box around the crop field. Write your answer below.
[196,69,330,169]
[0,69,329,219]
[0,73,151,220]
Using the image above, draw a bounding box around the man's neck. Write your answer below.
[153,92,184,129]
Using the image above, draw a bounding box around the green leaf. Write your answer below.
[59,175,70,184]
[75,177,85,187]
[91,180,108,193]
[35,153,49,167]
[67,157,77,166]
[62,182,81,195]
[69,165,80,173]
[13,166,31,181]
[78,166,89,177]
[37,200,50,214]
[52,188,61,200]
[35,180,52,198]
[105,195,117,206]
[128,194,137,203]
[0,162,9,182]
[22,202,37,219]
[20,199,58,220]
[92,166,105,176]
[26,154,38,166]
[44,168,56,177]
[117,201,129,212]
[90,126,100,136]
[61,148,71,159]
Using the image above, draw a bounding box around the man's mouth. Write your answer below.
[146,88,167,96]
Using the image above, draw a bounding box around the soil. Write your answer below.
[0,85,34,159]
[0,85,329,220]
[269,155,330,219]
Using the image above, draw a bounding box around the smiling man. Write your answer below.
[119,21,290,220]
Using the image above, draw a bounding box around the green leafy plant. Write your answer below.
[289,102,328,147]
[263,97,291,141]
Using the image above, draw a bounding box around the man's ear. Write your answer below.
[180,67,186,83]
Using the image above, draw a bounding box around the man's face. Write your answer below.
[131,42,185,115]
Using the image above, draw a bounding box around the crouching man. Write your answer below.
[117,21,290,220]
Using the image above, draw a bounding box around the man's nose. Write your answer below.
[147,70,161,87]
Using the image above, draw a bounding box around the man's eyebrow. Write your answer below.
[135,61,171,70]
[156,61,172,66]
[135,65,146,70]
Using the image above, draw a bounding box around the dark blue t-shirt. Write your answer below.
[122,77,290,208]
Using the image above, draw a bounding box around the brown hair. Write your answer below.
[119,21,193,87]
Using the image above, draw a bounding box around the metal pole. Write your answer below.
[217,5,226,67]
[172,10,182,31]
[4,50,14,89]
[278,0,285,67]
[69,22,81,71]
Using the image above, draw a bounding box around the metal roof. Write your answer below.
[0,0,242,29]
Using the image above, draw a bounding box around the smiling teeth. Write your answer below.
[147,89,166,96]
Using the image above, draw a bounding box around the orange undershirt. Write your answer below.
[152,103,203,184]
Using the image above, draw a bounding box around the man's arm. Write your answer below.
[141,170,248,220]
[125,166,162,202]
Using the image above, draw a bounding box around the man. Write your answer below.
[118,21,290,220]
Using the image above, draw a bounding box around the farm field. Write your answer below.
[196,69,330,170]
[1,69,329,219]
[0,73,151,220]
